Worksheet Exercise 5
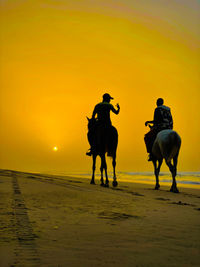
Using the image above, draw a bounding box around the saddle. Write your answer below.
[88,122,118,156]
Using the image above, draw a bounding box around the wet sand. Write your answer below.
[0,169,199,267]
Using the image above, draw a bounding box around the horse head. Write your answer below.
[87,117,96,130]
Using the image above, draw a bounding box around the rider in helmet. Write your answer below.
[144,98,173,161]
[86,93,120,156]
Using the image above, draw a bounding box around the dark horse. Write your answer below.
[87,117,118,187]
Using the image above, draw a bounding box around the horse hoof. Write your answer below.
[100,183,104,187]
[170,187,179,193]
[155,185,160,190]
[104,183,109,188]
[112,180,118,187]
[90,181,95,185]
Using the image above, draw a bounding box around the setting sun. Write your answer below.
[53,147,58,151]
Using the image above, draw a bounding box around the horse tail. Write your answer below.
[166,131,181,163]
[154,130,181,162]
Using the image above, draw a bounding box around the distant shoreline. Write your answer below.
[0,169,200,189]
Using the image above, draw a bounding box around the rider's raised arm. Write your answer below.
[110,103,120,115]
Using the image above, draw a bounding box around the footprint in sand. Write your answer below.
[128,191,144,197]
[170,201,196,207]
[111,187,144,196]
[155,197,171,201]
[194,208,200,211]
[111,188,124,192]
[98,211,140,220]
[67,180,83,184]
[122,190,144,197]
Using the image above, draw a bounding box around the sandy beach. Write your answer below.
[0,169,199,267]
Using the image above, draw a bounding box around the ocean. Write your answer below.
[49,171,200,189]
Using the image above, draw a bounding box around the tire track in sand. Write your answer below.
[11,172,40,266]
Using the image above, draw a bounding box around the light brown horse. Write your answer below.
[87,117,118,187]
[151,129,181,193]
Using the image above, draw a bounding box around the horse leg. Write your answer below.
[102,153,109,187]
[166,159,179,193]
[112,153,118,187]
[90,154,96,185]
[171,155,179,193]
[153,160,159,189]
[157,159,163,188]
[153,159,162,190]
[100,154,105,186]
[173,155,178,177]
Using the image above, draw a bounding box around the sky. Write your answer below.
[0,0,200,174]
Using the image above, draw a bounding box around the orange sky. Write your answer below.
[0,0,200,173]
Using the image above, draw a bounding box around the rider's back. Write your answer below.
[94,102,114,125]
[154,105,173,130]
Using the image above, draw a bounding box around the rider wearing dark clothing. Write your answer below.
[144,98,173,161]
[86,93,120,156]
[92,100,120,125]
[153,105,173,131]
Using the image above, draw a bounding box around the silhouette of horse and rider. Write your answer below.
[86,93,120,187]
[86,94,181,193]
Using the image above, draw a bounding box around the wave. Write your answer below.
[44,170,200,188]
